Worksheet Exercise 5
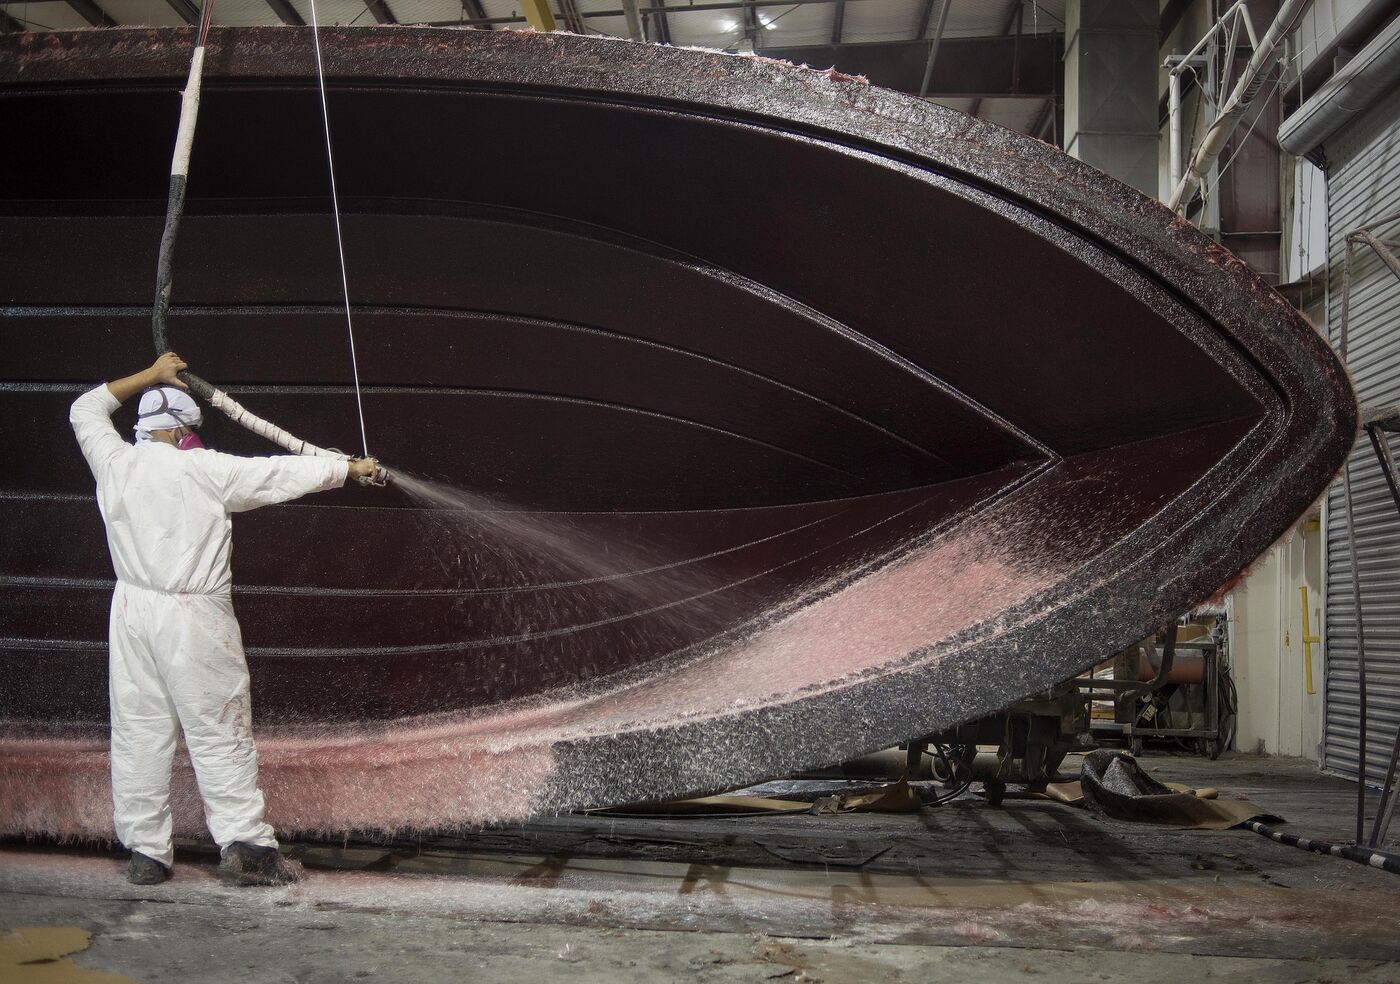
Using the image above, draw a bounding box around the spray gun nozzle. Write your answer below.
[351,456,391,488]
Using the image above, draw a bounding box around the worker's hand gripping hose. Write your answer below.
[148,2,389,488]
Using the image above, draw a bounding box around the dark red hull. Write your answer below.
[0,28,1354,835]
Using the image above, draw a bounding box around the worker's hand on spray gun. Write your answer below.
[347,458,379,483]
[150,352,189,390]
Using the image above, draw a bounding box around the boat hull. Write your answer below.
[0,28,1355,835]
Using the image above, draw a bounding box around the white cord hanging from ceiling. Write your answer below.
[308,0,371,459]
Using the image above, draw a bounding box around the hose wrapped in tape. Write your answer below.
[203,382,347,461]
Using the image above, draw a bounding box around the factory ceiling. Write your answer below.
[0,0,1068,133]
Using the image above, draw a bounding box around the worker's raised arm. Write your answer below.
[198,451,350,513]
[106,352,188,404]
[69,385,127,478]
[71,353,191,477]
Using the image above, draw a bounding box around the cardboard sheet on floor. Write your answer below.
[590,778,923,818]
[1025,750,1279,830]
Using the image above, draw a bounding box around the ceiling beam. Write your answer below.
[364,0,397,25]
[755,35,1061,98]
[559,0,588,34]
[434,0,877,28]
[1159,0,1193,45]
[461,0,491,29]
[648,0,671,44]
[265,0,304,25]
[914,0,936,40]
[969,0,1022,120]
[64,0,117,27]
[163,0,199,24]
[917,0,951,97]
[1032,95,1056,144]
[830,0,844,44]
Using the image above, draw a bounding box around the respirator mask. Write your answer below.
[136,386,204,449]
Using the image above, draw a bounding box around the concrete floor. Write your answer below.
[3,751,1398,982]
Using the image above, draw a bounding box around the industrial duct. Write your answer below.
[1278,12,1400,163]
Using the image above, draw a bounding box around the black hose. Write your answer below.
[150,0,216,403]
[1243,820,1400,876]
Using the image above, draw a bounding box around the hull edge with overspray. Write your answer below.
[0,28,1355,836]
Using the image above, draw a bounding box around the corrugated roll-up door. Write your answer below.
[1324,84,1400,782]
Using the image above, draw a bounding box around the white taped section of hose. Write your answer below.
[205,386,349,462]
[171,46,204,179]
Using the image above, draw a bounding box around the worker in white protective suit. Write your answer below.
[70,352,379,886]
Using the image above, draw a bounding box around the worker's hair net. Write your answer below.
[134,386,202,442]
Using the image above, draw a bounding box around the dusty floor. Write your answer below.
[3,751,1398,982]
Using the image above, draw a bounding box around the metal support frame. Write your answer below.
[437,0,888,31]
[741,0,758,48]
[1031,93,1056,145]
[647,0,671,44]
[559,0,588,34]
[1159,0,1193,44]
[1078,633,1225,752]
[1115,623,1178,713]
[64,0,117,27]
[265,0,304,26]
[363,0,396,25]
[163,0,199,24]
[917,0,952,98]
[829,0,843,44]
[969,0,1021,120]
[913,0,936,40]
[1164,53,1213,194]
[1167,0,1314,214]
[1334,210,1400,849]
[621,0,643,40]
[461,0,490,30]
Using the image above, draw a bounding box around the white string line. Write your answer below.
[309,0,371,458]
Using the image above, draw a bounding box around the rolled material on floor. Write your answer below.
[0,28,1355,839]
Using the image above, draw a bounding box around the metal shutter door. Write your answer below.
[1324,85,1400,781]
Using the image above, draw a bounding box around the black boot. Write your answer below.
[126,851,170,885]
[217,842,305,886]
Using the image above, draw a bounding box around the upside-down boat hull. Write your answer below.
[0,27,1355,836]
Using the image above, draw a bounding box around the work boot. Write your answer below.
[217,842,305,887]
[126,851,170,885]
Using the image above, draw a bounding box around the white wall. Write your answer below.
[1284,156,1328,280]
[1227,515,1324,758]
[1291,0,1391,75]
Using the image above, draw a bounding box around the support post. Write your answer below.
[622,0,643,39]
[521,0,557,31]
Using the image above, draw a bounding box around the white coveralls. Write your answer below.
[70,385,348,867]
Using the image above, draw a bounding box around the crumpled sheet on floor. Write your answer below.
[1051,749,1279,830]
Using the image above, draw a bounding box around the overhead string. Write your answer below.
[308,0,371,459]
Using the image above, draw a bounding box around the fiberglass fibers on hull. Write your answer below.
[0,27,1354,836]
